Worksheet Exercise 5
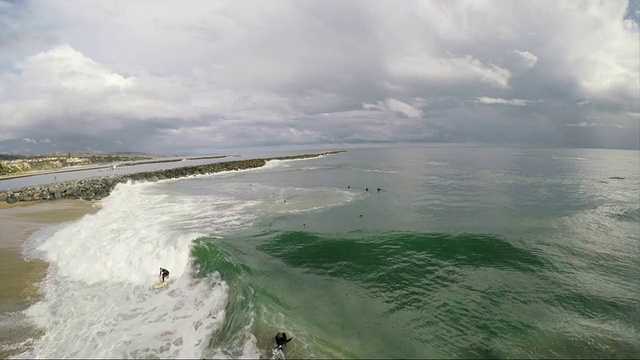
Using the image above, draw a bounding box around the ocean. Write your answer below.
[7,146,640,358]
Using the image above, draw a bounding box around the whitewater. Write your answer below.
[16,179,231,358]
[16,158,356,359]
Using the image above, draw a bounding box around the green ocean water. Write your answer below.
[173,147,640,359]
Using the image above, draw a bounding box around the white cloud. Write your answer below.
[566,122,603,127]
[363,98,424,118]
[22,137,37,144]
[385,99,424,118]
[558,3,640,104]
[0,44,228,140]
[15,44,134,92]
[513,50,538,68]
[388,54,512,88]
[566,122,627,129]
[475,97,535,106]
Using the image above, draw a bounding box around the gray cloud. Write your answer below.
[0,0,638,155]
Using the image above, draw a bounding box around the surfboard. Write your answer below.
[153,280,169,289]
[271,347,285,360]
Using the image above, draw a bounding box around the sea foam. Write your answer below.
[18,181,235,358]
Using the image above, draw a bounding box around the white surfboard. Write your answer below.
[271,348,285,360]
[153,280,169,289]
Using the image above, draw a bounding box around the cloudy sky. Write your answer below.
[0,0,638,155]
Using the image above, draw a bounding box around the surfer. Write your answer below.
[275,331,295,350]
[159,268,170,282]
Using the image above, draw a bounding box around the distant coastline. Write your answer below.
[0,151,345,205]
[0,155,230,181]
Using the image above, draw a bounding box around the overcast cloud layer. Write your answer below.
[0,0,638,155]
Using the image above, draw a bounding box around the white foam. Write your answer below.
[36,182,198,284]
[20,272,228,358]
[213,182,359,215]
[17,181,255,359]
[1,338,37,356]
[552,156,587,161]
[205,317,262,359]
[262,159,289,168]
[349,166,398,173]
[262,155,331,170]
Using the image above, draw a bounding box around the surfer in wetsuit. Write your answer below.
[275,332,295,351]
[159,268,170,282]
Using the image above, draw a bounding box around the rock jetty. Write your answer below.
[0,151,344,204]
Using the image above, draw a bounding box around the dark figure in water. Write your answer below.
[159,268,170,282]
[275,332,294,350]
[377,188,381,192]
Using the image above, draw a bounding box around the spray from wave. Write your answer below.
[16,181,244,358]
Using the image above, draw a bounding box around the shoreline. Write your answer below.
[0,151,345,204]
[0,199,97,358]
[0,201,40,210]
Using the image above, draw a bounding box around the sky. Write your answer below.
[0,0,638,155]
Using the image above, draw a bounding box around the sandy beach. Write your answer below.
[0,199,97,358]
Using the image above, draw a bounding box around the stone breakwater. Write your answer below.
[0,151,344,204]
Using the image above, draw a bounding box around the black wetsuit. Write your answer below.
[160,268,170,282]
[275,333,293,349]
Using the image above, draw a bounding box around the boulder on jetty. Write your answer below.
[0,151,344,204]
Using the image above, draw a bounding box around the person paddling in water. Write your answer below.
[159,268,170,282]
[275,331,295,351]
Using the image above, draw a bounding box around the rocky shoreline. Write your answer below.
[0,151,343,204]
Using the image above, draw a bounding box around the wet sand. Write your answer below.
[0,200,97,357]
